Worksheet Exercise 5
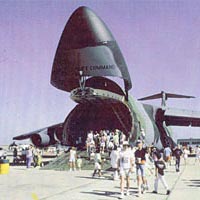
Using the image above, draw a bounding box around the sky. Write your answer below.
[1,0,200,144]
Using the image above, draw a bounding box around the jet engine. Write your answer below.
[30,132,50,147]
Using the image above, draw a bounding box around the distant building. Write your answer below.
[177,138,200,147]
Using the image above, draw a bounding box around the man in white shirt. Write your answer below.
[119,141,133,199]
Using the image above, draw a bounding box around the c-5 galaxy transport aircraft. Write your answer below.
[13,6,200,149]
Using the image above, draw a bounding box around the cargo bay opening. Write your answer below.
[63,77,133,147]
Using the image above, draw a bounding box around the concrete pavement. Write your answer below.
[0,157,199,200]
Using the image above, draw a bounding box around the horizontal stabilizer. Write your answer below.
[138,91,195,101]
[138,91,195,107]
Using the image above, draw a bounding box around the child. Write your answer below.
[69,147,77,171]
[153,153,170,195]
[92,148,102,178]
[77,155,82,171]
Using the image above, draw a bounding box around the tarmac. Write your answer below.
[0,157,199,200]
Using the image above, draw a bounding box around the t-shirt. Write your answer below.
[155,160,166,175]
[110,150,120,168]
[120,149,132,169]
[135,148,146,164]
[183,149,190,158]
[195,147,200,156]
[173,148,182,158]
[26,149,33,158]
[164,147,172,157]
[94,153,101,163]
[69,149,76,160]
[77,158,82,166]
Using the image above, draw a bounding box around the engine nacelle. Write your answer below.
[31,132,50,147]
[54,126,63,142]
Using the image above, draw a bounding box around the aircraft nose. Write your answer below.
[51,6,132,93]
[59,6,114,50]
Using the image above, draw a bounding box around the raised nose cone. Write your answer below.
[51,6,132,93]
[60,6,114,49]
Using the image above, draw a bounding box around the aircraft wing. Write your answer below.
[13,123,64,147]
[164,108,200,127]
[13,128,48,140]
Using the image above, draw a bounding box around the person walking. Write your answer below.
[26,146,33,168]
[194,145,200,164]
[92,148,102,178]
[173,145,183,172]
[77,155,82,171]
[152,152,170,195]
[135,140,147,196]
[119,141,133,199]
[163,146,172,167]
[69,147,77,171]
[110,145,120,180]
[183,146,190,165]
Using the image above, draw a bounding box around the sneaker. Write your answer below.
[166,190,171,195]
[137,192,141,197]
[126,190,130,196]
[137,190,141,197]
[141,185,146,194]
[152,191,158,194]
[146,185,149,190]
[119,192,124,199]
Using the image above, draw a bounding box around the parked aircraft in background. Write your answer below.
[13,6,200,149]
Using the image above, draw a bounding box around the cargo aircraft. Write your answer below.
[13,7,200,149]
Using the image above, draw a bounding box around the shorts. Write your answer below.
[196,155,200,158]
[100,142,105,147]
[136,164,145,177]
[120,168,131,177]
[95,162,101,170]
[165,156,171,162]
[69,157,76,162]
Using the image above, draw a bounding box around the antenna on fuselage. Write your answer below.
[138,91,195,109]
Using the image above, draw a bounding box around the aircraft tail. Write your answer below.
[138,91,195,107]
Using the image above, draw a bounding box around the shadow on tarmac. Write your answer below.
[76,176,113,181]
[183,179,200,187]
[81,190,121,199]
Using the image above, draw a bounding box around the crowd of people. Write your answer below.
[13,145,42,168]
[85,129,126,157]
[68,129,200,199]
[9,129,200,199]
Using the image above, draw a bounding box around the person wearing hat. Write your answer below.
[134,140,147,196]
[118,141,133,199]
